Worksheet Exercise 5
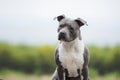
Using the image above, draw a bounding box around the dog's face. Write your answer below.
[56,15,87,42]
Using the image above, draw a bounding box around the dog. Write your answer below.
[52,15,89,80]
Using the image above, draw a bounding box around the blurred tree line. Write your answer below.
[0,42,120,75]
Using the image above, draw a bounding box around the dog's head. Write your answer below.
[55,15,87,42]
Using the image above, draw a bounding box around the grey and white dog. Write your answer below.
[52,15,89,80]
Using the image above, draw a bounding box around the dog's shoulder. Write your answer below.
[54,47,61,66]
[83,46,89,66]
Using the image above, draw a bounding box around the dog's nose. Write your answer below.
[60,32,65,36]
[58,32,66,40]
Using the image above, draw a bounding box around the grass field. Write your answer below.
[0,74,50,80]
[0,70,120,80]
[0,74,120,80]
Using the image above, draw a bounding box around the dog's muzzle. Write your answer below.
[58,32,66,41]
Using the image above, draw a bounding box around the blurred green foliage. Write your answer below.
[89,45,120,75]
[0,42,120,76]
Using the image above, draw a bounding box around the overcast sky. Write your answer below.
[0,0,120,45]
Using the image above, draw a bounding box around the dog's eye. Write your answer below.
[69,27,74,31]
[59,24,64,28]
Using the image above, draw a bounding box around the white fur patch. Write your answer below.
[51,68,58,80]
[58,38,84,77]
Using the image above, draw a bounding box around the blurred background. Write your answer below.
[0,0,120,80]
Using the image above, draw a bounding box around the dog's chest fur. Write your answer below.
[58,38,85,77]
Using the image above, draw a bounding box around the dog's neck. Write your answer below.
[59,37,84,52]
[61,37,79,46]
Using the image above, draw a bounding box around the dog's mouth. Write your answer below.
[58,36,66,41]
[58,36,72,42]
[58,36,76,42]
[58,38,66,42]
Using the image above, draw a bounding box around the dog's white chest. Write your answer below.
[59,40,84,77]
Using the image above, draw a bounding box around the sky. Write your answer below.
[0,0,120,46]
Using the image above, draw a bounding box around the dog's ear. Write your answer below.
[74,18,88,27]
[54,15,65,22]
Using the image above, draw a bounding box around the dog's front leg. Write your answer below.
[82,47,89,80]
[57,66,64,80]
[52,68,58,80]
[82,66,89,80]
